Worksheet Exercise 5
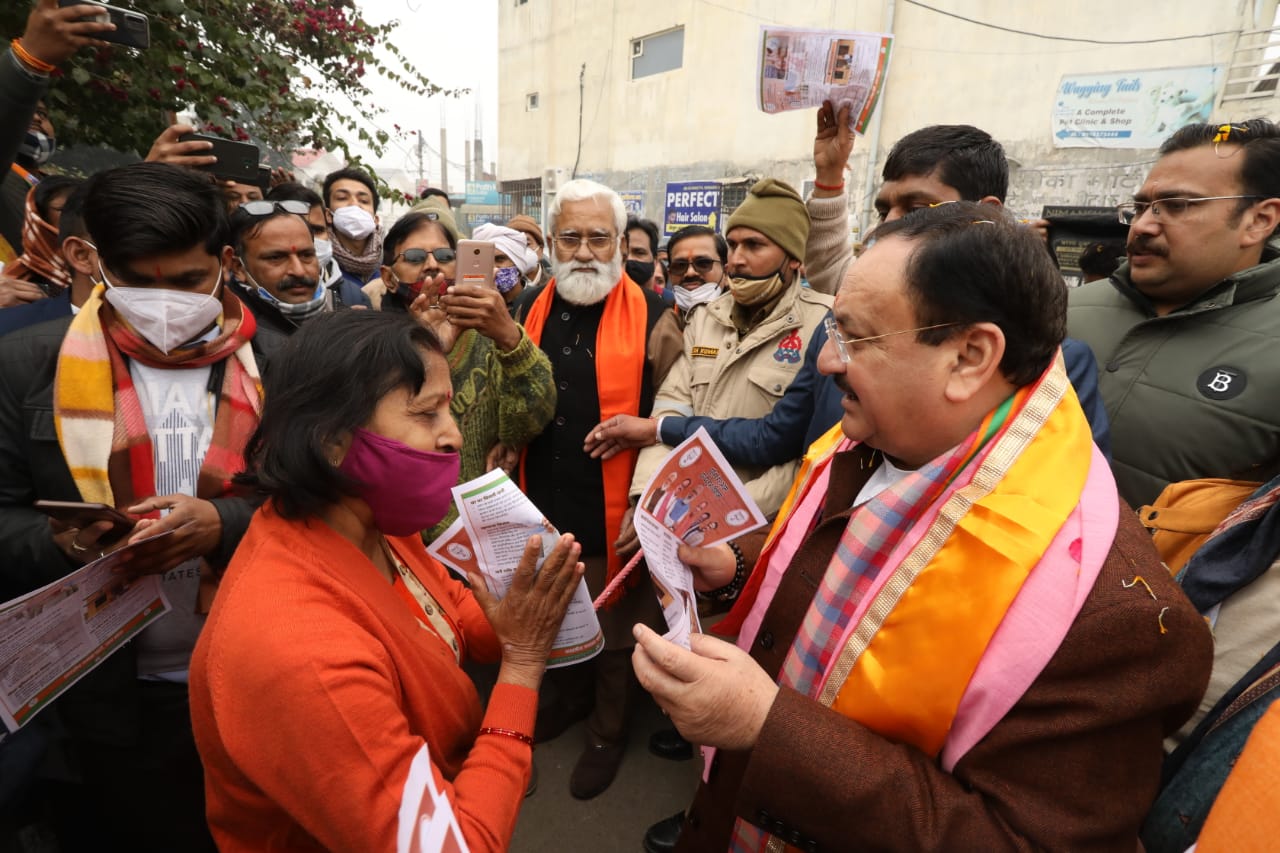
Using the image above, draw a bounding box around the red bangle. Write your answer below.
[813,179,845,192]
[11,39,56,74]
[477,726,534,747]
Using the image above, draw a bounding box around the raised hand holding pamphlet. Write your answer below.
[758,25,893,132]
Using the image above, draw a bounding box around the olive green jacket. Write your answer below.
[1068,251,1280,507]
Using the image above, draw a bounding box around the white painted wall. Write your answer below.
[499,0,1279,231]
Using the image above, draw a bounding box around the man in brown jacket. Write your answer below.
[633,202,1212,851]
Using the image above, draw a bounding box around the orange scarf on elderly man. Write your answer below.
[520,275,647,603]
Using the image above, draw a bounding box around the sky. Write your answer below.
[351,0,499,192]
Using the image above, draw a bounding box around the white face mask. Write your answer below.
[100,263,224,354]
[674,280,720,311]
[332,206,376,240]
[314,237,334,268]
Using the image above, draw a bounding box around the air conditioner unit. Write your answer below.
[631,40,644,58]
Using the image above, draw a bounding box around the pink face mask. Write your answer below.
[339,427,460,536]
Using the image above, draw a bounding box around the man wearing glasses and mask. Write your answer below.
[1069,119,1280,509]
[665,224,728,329]
[226,199,347,340]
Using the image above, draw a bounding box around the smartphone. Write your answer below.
[456,240,496,289]
[178,134,260,184]
[256,165,273,194]
[57,0,150,49]
[34,500,136,543]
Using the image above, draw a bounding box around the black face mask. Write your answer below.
[625,259,656,285]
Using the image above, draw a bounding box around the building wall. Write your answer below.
[498,0,1280,234]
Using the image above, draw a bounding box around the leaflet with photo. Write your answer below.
[439,469,604,668]
[635,428,768,649]
[0,532,174,732]
[757,25,894,133]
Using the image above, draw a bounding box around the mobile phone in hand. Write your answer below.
[177,134,260,184]
[57,0,150,49]
[456,240,496,288]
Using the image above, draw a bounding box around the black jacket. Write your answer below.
[0,314,282,752]
[0,314,284,599]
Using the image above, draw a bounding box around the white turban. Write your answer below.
[472,223,539,276]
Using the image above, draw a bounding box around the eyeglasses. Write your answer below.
[235,199,311,219]
[667,257,720,277]
[823,316,959,364]
[552,232,617,254]
[1116,195,1263,225]
[394,247,456,266]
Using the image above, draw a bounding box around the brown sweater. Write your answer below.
[676,451,1214,852]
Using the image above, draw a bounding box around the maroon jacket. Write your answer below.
[676,448,1213,852]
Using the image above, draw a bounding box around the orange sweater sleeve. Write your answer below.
[203,589,536,853]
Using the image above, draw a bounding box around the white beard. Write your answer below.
[552,254,622,306]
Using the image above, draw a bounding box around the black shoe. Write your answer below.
[569,741,626,800]
[643,811,685,853]
[533,699,590,744]
[648,727,694,761]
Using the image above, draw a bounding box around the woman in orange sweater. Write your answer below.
[189,310,583,852]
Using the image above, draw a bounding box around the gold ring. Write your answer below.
[70,537,89,553]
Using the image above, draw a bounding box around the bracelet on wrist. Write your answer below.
[11,39,56,74]
[702,541,748,603]
[477,726,534,747]
[813,179,845,192]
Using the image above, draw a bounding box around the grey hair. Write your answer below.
[547,179,627,236]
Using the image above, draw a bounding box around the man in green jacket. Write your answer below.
[1068,118,1280,509]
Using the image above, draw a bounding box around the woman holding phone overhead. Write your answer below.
[189,310,583,852]
[379,203,556,541]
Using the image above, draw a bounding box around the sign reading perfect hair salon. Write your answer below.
[663,181,721,236]
[1051,65,1222,149]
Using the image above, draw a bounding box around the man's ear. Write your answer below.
[783,256,802,283]
[977,195,1003,209]
[61,236,98,278]
[943,321,1006,404]
[222,245,242,281]
[1242,198,1280,249]
[380,265,397,293]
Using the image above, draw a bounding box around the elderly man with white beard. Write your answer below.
[513,179,683,798]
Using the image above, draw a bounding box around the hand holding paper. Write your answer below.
[632,624,779,751]
[428,469,605,668]
[469,534,585,689]
[631,428,767,649]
